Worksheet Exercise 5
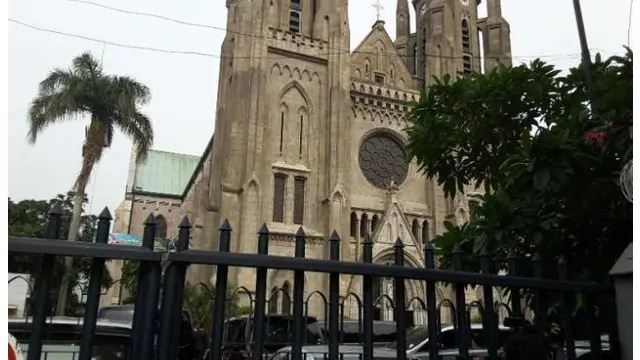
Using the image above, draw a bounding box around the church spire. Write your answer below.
[396,0,410,46]
[487,0,502,18]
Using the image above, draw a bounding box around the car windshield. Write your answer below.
[385,327,428,350]
[98,307,135,322]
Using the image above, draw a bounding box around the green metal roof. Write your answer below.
[133,150,200,197]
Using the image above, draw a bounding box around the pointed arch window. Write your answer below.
[461,19,472,74]
[461,20,471,52]
[155,215,167,240]
[371,214,379,233]
[281,282,292,314]
[350,212,358,237]
[469,199,479,221]
[360,213,369,237]
[290,0,301,33]
[273,174,287,222]
[269,287,279,314]
[279,111,285,154]
[412,219,420,241]
[422,220,430,245]
[293,177,306,225]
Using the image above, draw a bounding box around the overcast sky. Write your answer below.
[8,0,633,215]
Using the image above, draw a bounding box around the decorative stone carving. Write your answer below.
[359,133,409,189]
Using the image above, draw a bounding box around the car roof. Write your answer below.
[226,314,319,323]
[9,316,133,336]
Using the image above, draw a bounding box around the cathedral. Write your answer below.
[111,0,512,322]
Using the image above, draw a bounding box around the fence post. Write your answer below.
[328,231,341,360]
[78,207,112,360]
[506,250,522,317]
[393,239,407,360]
[531,252,547,325]
[132,214,163,360]
[423,241,439,360]
[558,256,576,360]
[452,243,469,359]
[26,203,62,360]
[362,234,374,360]
[252,224,270,360]
[291,228,307,360]
[209,220,232,360]
[480,246,498,360]
[583,272,602,359]
[158,217,191,360]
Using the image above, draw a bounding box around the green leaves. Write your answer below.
[407,48,633,286]
[27,51,154,162]
[533,168,550,191]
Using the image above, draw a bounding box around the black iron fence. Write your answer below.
[8,205,621,360]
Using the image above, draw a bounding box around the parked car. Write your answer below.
[270,344,495,360]
[220,314,325,360]
[9,316,132,359]
[318,320,403,346]
[385,323,511,357]
[98,304,206,359]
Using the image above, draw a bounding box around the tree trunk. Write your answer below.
[55,119,105,316]
[54,182,87,316]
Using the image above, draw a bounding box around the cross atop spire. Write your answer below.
[372,0,384,21]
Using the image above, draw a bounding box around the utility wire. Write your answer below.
[10,17,600,62]
[68,0,619,60]
[10,18,221,58]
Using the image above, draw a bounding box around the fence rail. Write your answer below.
[8,205,621,360]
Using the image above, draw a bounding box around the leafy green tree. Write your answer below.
[405,49,632,335]
[27,52,154,315]
[406,48,631,278]
[8,193,112,316]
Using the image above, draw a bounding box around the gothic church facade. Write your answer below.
[113,0,512,321]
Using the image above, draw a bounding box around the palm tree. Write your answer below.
[27,52,154,315]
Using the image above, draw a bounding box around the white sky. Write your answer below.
[8,0,633,215]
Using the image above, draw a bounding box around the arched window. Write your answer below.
[371,214,379,233]
[269,287,279,314]
[469,199,479,221]
[350,212,358,237]
[273,174,287,222]
[290,0,301,33]
[461,19,472,74]
[360,213,369,238]
[279,111,285,154]
[422,220,430,245]
[461,20,471,52]
[293,177,306,225]
[155,215,167,240]
[281,282,292,314]
[412,219,420,241]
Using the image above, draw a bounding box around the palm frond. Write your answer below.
[27,92,84,144]
[71,52,102,80]
[112,111,153,163]
[107,75,151,120]
[39,68,80,95]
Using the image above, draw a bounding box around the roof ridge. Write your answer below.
[149,148,200,158]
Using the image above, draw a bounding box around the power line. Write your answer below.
[69,0,229,32]
[10,18,596,63]
[9,18,221,58]
[68,0,620,61]
[11,16,615,66]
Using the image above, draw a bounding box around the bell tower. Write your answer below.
[411,0,484,88]
[478,0,512,71]
[202,0,353,294]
